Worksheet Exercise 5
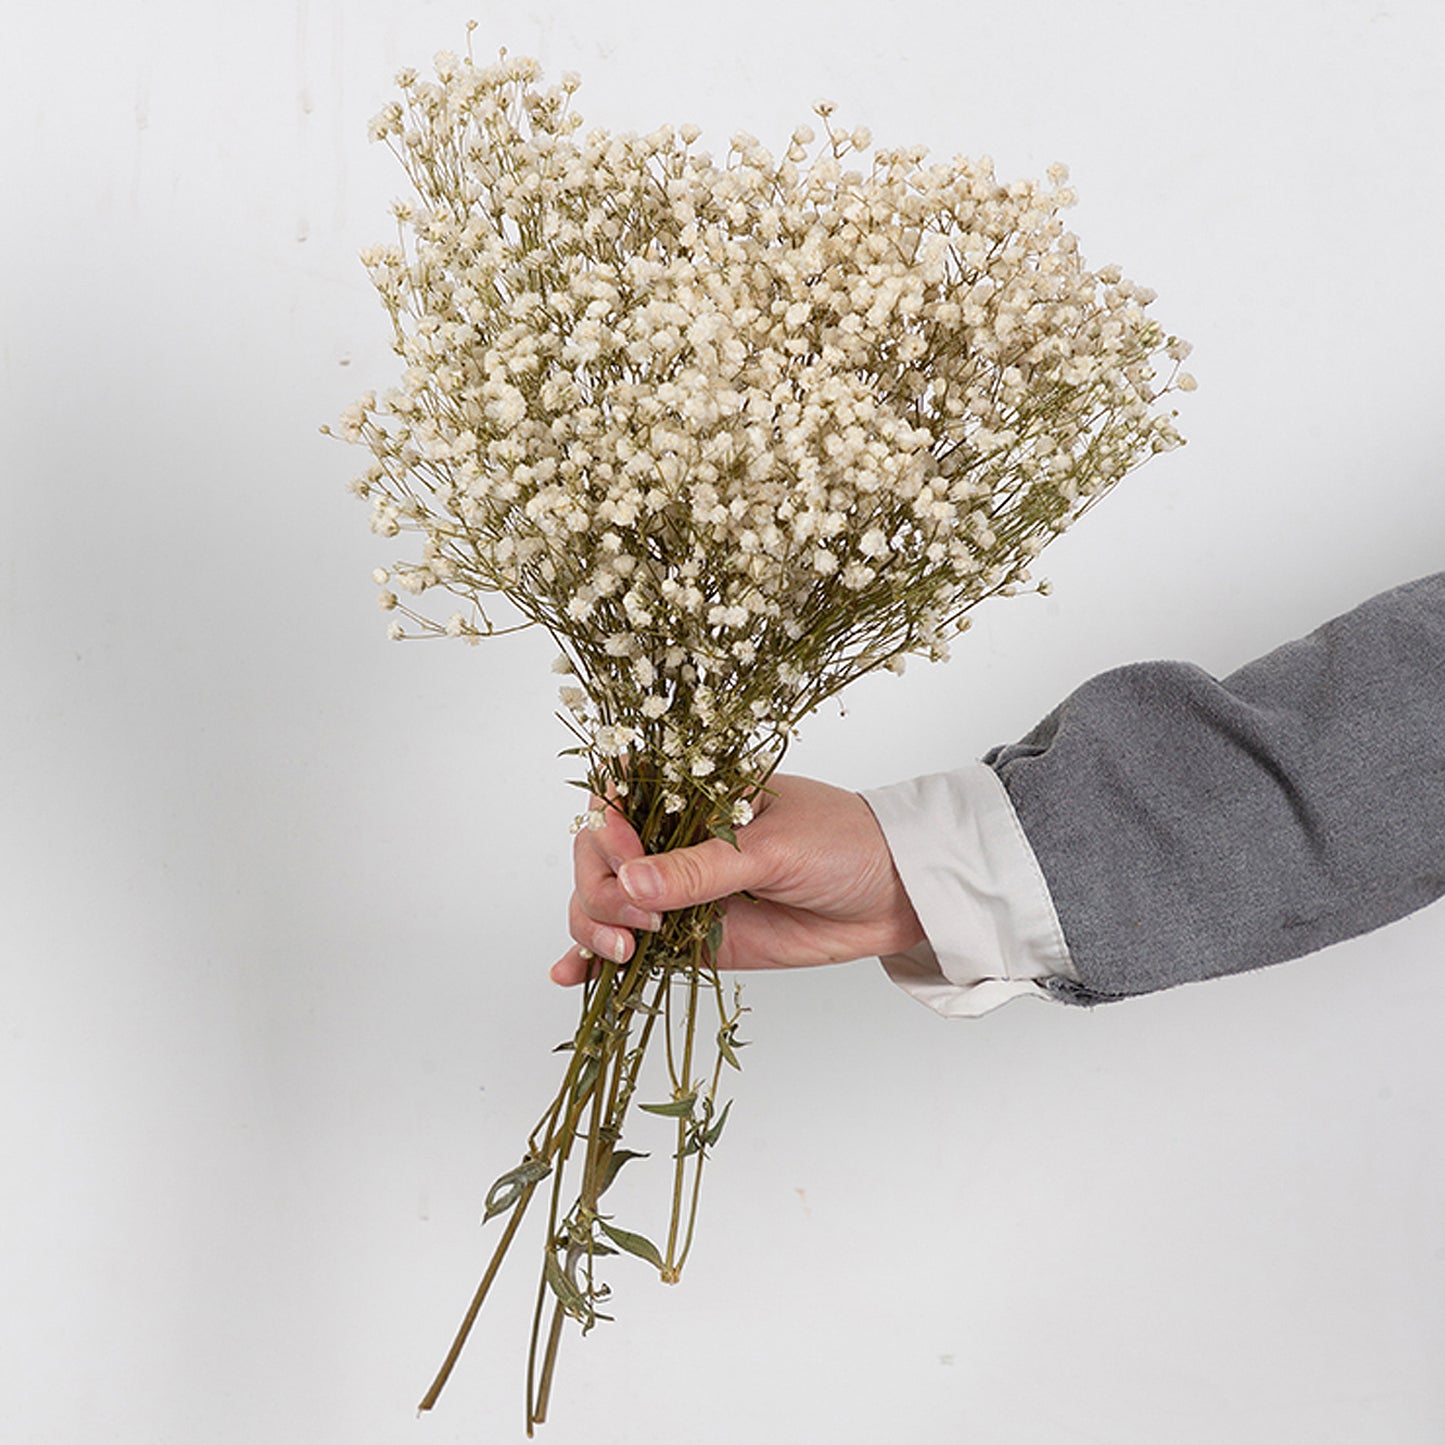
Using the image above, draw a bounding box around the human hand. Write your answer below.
[552,774,926,985]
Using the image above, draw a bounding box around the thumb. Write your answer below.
[618,836,762,912]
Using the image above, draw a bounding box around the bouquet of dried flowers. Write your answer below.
[331,27,1191,1431]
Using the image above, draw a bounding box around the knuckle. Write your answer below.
[667,849,706,902]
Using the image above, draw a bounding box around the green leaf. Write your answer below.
[705,919,724,960]
[711,822,739,849]
[599,1148,648,1198]
[596,1220,666,1272]
[703,1098,733,1147]
[482,1158,551,1222]
[716,1026,746,1071]
[639,1095,696,1119]
[571,1054,602,1104]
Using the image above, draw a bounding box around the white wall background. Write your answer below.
[3,2,1443,1441]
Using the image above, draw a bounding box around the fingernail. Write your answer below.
[619,860,661,905]
[598,928,629,963]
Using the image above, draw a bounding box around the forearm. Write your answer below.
[991,572,1445,1002]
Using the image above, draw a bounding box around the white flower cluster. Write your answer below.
[340,48,1190,810]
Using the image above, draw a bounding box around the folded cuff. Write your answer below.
[860,763,1078,1018]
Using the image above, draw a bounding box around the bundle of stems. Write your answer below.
[418,780,747,1431]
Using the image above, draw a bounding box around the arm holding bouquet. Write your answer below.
[562,571,1445,1009]
[336,34,1444,1425]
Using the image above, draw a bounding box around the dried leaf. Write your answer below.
[703,1098,732,1147]
[716,1026,745,1071]
[639,1096,696,1118]
[599,1148,648,1197]
[596,1220,666,1272]
[543,1248,590,1323]
[482,1158,551,1223]
[572,1054,602,1103]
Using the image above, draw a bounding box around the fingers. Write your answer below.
[550,944,600,988]
[574,803,660,932]
[568,891,637,966]
[616,833,765,913]
[554,800,770,986]
[556,802,656,985]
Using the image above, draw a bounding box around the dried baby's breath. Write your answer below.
[333,33,1189,1431]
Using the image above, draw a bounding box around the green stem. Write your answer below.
[527,1299,566,1434]
[418,1175,541,1412]
[674,964,731,1275]
[663,955,702,1277]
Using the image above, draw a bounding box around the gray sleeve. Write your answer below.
[986,572,1445,1004]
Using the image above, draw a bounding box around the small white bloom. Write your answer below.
[345,62,1187,786]
[595,724,638,757]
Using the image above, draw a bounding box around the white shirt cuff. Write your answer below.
[860,763,1078,1018]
